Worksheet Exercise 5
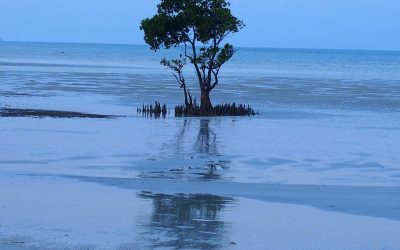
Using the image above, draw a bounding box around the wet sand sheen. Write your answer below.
[1,175,400,250]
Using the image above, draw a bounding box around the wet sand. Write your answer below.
[1,112,400,248]
[1,175,400,249]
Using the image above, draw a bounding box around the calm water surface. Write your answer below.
[1,41,400,249]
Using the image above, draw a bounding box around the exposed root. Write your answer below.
[137,102,168,118]
[175,103,257,117]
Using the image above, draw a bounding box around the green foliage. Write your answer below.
[141,0,244,107]
[196,44,234,71]
[141,0,243,50]
[161,55,186,74]
[161,55,193,107]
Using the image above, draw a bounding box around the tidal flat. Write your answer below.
[1,42,400,249]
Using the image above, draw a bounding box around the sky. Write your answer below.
[0,0,399,51]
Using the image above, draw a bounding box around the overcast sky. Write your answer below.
[0,0,399,50]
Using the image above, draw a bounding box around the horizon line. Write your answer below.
[1,40,399,53]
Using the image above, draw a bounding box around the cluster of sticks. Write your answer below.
[175,103,257,117]
[137,102,168,117]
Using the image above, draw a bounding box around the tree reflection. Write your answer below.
[140,119,227,180]
[175,118,218,156]
[174,119,193,155]
[194,119,218,155]
[138,192,234,249]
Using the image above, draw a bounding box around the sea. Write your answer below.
[1,41,400,184]
[1,41,400,112]
[1,41,400,248]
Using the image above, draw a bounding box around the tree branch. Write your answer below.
[190,27,205,90]
[206,36,218,89]
[210,68,220,90]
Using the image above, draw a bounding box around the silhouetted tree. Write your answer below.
[141,0,244,112]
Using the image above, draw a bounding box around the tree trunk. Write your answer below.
[183,84,189,107]
[200,90,213,112]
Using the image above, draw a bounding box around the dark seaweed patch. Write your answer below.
[0,108,116,119]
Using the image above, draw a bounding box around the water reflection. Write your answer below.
[138,191,234,249]
[180,119,226,180]
[194,119,218,155]
[175,118,218,156]
[140,119,229,180]
[174,119,192,155]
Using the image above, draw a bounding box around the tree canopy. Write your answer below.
[141,0,244,111]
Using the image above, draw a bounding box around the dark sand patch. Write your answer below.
[0,108,116,119]
[0,91,31,97]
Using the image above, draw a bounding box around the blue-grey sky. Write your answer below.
[1,0,399,50]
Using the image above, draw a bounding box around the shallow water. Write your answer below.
[1,41,400,249]
[1,114,399,186]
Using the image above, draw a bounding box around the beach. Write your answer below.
[1,41,400,249]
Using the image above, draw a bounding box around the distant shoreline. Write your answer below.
[1,40,399,53]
